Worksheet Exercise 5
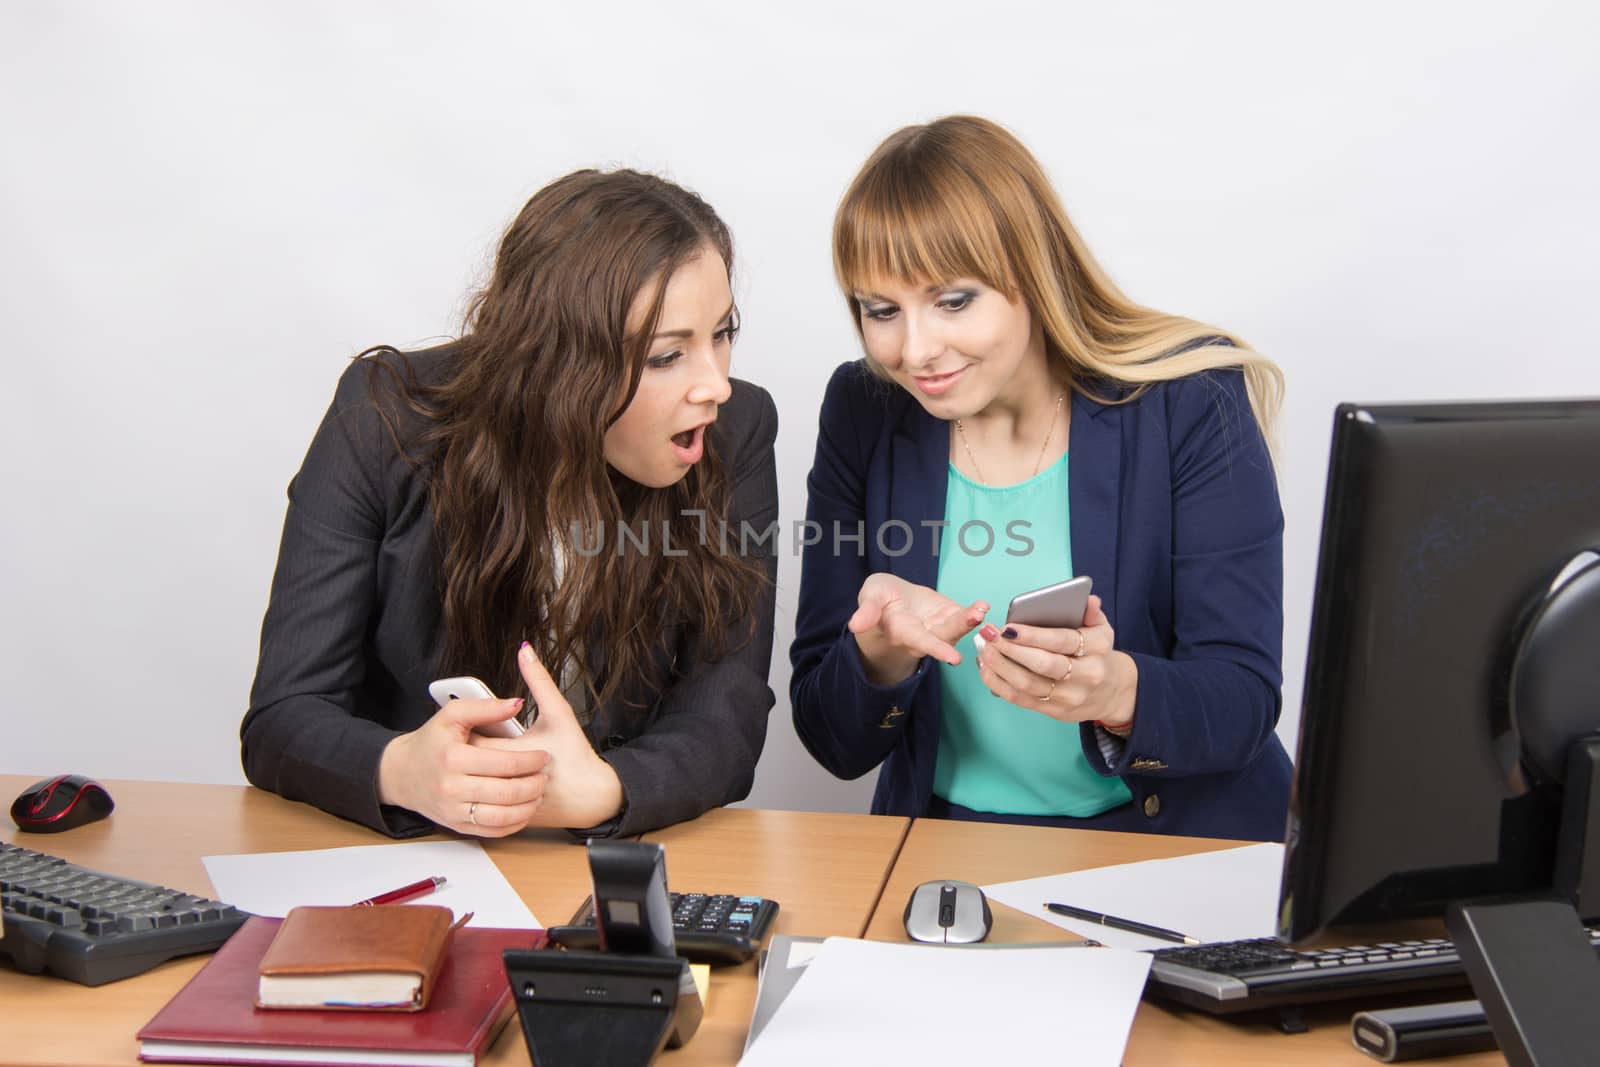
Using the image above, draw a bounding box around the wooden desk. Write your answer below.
[866,817,1507,1066]
[3,777,1510,1065]
[641,808,910,1065]
[0,777,909,1067]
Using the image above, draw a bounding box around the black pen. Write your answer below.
[1044,902,1201,945]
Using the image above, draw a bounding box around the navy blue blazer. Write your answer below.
[790,360,1292,842]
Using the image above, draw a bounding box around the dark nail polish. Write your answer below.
[1002,627,1018,639]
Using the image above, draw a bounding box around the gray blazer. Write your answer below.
[242,346,779,838]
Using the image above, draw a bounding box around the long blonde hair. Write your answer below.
[833,115,1283,449]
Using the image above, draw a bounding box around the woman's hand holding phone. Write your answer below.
[974,575,1091,654]
[428,676,531,737]
[382,645,624,836]
[377,682,550,838]
[975,593,1139,731]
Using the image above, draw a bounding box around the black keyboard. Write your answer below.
[548,891,779,965]
[0,840,249,986]
[1145,925,1600,1015]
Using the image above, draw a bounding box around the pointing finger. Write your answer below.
[928,600,988,647]
[883,610,963,666]
[515,641,564,722]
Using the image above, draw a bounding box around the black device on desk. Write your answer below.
[0,840,248,985]
[1145,925,1600,1016]
[10,774,115,833]
[550,891,779,964]
[505,841,708,1067]
[547,842,780,966]
[1351,998,1499,1062]
[1143,399,1600,1061]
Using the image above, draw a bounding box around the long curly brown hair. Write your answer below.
[369,169,767,708]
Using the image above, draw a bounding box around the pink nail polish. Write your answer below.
[979,624,999,641]
[519,640,530,651]
[510,698,524,710]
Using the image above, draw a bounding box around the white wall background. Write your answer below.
[3,2,1597,815]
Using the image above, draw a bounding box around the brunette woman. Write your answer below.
[244,169,777,838]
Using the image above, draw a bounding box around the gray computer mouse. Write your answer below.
[903,879,992,944]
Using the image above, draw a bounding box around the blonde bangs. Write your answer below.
[833,158,1015,298]
[831,115,1284,462]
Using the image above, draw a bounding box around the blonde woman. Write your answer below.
[790,116,1290,841]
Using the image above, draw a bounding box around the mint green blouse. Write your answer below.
[932,454,1132,816]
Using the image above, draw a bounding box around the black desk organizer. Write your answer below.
[502,948,702,1067]
[502,840,704,1067]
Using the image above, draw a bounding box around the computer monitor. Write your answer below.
[1278,398,1600,1060]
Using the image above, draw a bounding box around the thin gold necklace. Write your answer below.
[955,390,1065,486]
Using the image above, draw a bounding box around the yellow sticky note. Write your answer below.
[689,962,710,1002]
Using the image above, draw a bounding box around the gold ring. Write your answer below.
[1061,658,1074,681]
[468,802,479,826]
[1045,680,1057,703]
[1073,631,1087,658]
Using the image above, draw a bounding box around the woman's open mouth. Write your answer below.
[671,424,706,464]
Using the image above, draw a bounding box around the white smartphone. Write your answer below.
[974,575,1093,652]
[427,675,528,737]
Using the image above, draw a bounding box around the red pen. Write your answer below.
[351,875,448,907]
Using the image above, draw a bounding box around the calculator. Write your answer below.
[547,891,780,965]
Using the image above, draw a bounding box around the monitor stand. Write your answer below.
[1447,737,1600,1067]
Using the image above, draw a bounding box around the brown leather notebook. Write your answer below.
[256,904,460,1011]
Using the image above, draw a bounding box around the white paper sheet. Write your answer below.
[738,938,1150,1066]
[983,841,1284,950]
[203,840,540,928]
[781,939,824,968]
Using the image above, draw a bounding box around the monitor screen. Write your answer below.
[1279,398,1600,943]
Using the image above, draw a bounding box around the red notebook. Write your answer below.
[138,916,545,1066]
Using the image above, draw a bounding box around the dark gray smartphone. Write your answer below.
[1006,575,1093,629]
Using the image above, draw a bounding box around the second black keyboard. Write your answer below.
[0,840,249,986]
[547,891,779,964]
[1145,925,1600,1015]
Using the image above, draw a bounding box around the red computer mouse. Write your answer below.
[9,774,115,832]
